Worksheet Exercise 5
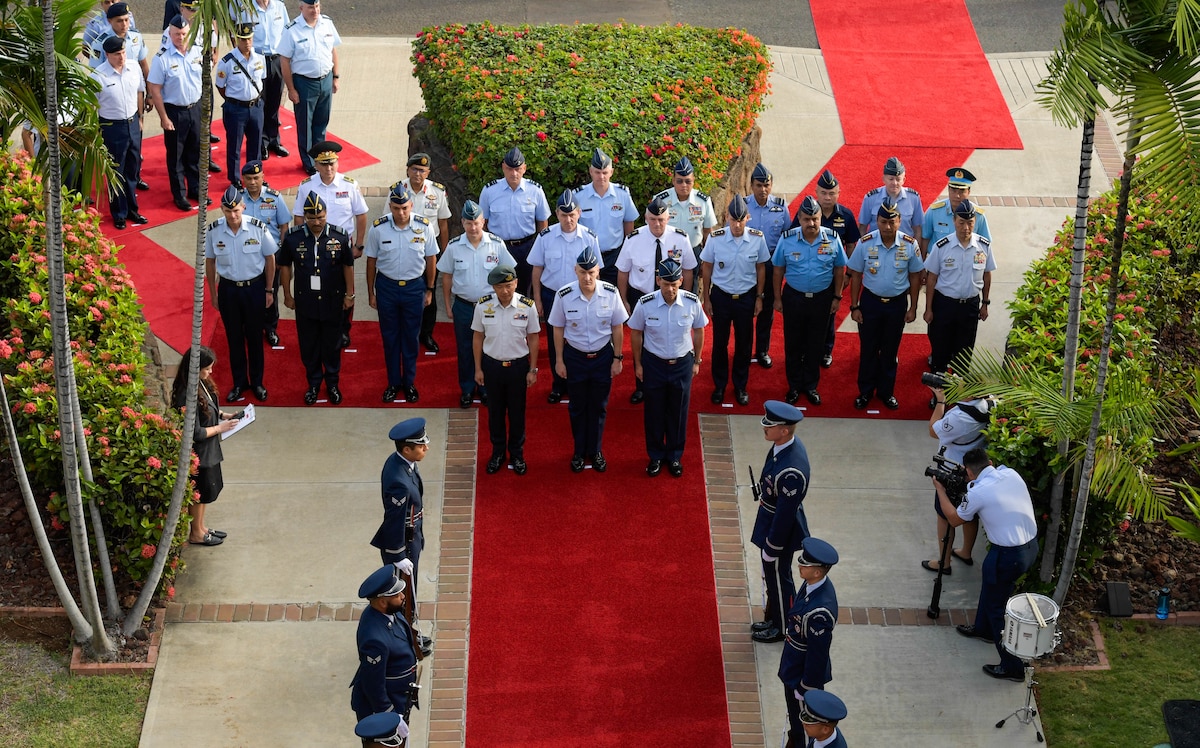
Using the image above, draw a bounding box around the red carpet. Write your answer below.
[466,405,729,747]
[116,232,220,350]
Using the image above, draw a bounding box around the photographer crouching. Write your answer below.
[934,447,1038,682]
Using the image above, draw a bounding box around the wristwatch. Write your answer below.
[614,354,625,361]
[981,299,991,305]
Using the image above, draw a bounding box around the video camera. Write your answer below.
[921,371,953,389]
[924,453,969,505]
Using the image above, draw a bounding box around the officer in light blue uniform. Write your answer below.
[215,22,266,185]
[920,166,991,255]
[772,196,846,406]
[746,163,790,367]
[84,0,136,55]
[88,3,147,71]
[779,537,840,747]
[354,711,408,747]
[147,14,204,210]
[858,156,924,239]
[239,0,289,159]
[278,0,341,174]
[923,199,996,375]
[628,258,707,477]
[241,161,290,346]
[576,147,638,285]
[528,189,599,402]
[479,146,551,295]
[701,193,770,407]
[367,186,437,405]
[205,186,278,403]
[799,690,849,748]
[349,566,419,723]
[804,168,862,369]
[848,199,924,410]
[547,247,630,473]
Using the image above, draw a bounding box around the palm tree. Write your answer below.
[1036,0,1200,604]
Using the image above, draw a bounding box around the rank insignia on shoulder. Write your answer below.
[673,228,688,236]
[769,195,787,207]
[600,281,617,292]
[901,233,915,244]
[372,215,388,227]
[638,293,655,304]
[246,216,267,229]
[412,215,429,225]
[615,183,629,192]
[558,286,572,297]
[711,228,726,237]
[929,199,947,210]
[696,190,709,200]
[343,175,356,184]
[626,230,639,239]
[904,186,919,196]
[865,187,881,196]
[478,294,493,304]
[518,296,535,307]
[748,228,764,236]
[538,227,551,236]
[206,220,221,231]
[860,231,876,243]
[430,180,444,190]
[486,178,501,187]
[265,186,281,197]
[979,236,990,246]
[655,189,672,200]
[936,236,951,248]
[583,226,597,237]
[682,290,699,301]
[286,224,305,235]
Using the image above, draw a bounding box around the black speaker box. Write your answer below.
[1099,580,1133,617]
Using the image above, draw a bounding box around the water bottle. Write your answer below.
[1156,587,1170,620]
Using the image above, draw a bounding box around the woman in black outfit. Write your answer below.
[171,346,239,546]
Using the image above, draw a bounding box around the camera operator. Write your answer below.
[922,387,991,574]
[934,447,1038,682]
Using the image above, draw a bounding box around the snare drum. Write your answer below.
[1003,593,1060,659]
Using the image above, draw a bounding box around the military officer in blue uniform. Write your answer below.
[858,156,924,241]
[239,161,289,347]
[701,194,770,407]
[214,22,265,186]
[797,687,849,748]
[746,163,790,369]
[920,166,991,255]
[205,186,277,403]
[439,200,516,408]
[88,3,147,74]
[354,711,408,748]
[368,186,437,405]
[547,247,630,473]
[372,418,432,653]
[479,146,551,295]
[84,0,136,55]
[654,156,717,290]
[923,199,995,375]
[847,199,924,410]
[278,0,341,174]
[773,197,847,406]
[92,34,146,230]
[241,0,289,160]
[801,169,862,369]
[751,401,811,644]
[576,147,638,285]
[472,265,540,475]
[277,193,355,405]
[349,566,419,724]
[529,189,599,402]
[394,153,452,353]
[779,537,840,747]
[147,14,204,211]
[628,259,707,477]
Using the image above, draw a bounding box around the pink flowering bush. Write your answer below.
[0,149,188,591]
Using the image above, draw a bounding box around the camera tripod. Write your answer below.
[995,661,1044,742]
[926,518,954,618]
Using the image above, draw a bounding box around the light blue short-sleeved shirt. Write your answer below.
[772,227,847,293]
[478,178,551,240]
[547,281,629,351]
[700,227,770,295]
[745,194,790,251]
[575,182,637,251]
[628,290,708,359]
[205,217,278,281]
[847,230,924,297]
[925,233,996,299]
[366,214,436,281]
[528,224,600,294]
[436,233,515,301]
[858,186,924,237]
[277,14,340,77]
[147,43,203,106]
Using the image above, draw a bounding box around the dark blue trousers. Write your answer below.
[974,538,1039,673]
[929,290,981,373]
[563,343,613,457]
[291,72,332,171]
[756,278,776,356]
[260,54,283,148]
[781,284,833,391]
[540,287,568,395]
[375,275,424,388]
[710,286,754,392]
[217,277,266,389]
[221,98,263,178]
[295,312,342,388]
[642,351,694,461]
[761,550,795,630]
[855,288,908,399]
[99,116,141,222]
[163,102,201,203]
[451,297,480,397]
[505,235,536,297]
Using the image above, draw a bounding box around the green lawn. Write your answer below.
[1039,619,1200,746]
[0,639,150,748]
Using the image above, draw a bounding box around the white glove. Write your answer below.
[762,549,778,562]
[393,559,414,576]
[396,715,410,739]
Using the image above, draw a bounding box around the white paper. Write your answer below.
[221,403,256,440]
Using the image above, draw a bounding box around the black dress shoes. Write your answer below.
[405,386,419,403]
[882,396,900,410]
[113,218,126,230]
[570,455,585,473]
[175,198,193,211]
[547,390,563,404]
[208,161,222,173]
[209,134,221,143]
[821,353,834,368]
[735,390,750,406]
[512,457,527,475]
[129,213,149,225]
[460,392,473,409]
[265,330,280,347]
[785,389,800,405]
[328,386,342,405]
[252,386,268,401]
[479,391,488,406]
[591,452,607,472]
[804,389,821,406]
[339,333,351,349]
[486,455,504,474]
[750,619,775,633]
[226,386,244,403]
[382,387,398,403]
[756,352,773,368]
[630,389,644,405]
[136,179,150,191]
[982,664,1024,682]
[646,459,662,477]
[269,143,289,157]
[956,624,993,642]
[751,625,784,643]
[711,388,724,405]
[420,335,439,352]
[304,386,319,405]
[854,395,870,410]
[668,460,683,477]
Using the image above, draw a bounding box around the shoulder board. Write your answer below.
[538,227,551,236]
[768,195,786,207]
[246,216,267,229]
[412,214,429,225]
[430,180,445,191]
[583,226,597,237]
[975,205,986,214]
[655,189,672,200]
[486,178,501,187]
[342,175,356,184]
[155,47,167,56]
[517,295,535,307]
[682,290,700,301]
[207,219,222,231]
[929,199,947,210]
[264,186,282,198]
[284,19,296,28]
[372,215,389,227]
[615,183,629,192]
[484,231,504,243]
[673,228,687,237]
[781,227,801,239]
[865,187,881,196]
[477,293,494,303]
[638,293,655,305]
[904,187,920,196]
[711,228,726,237]
[300,175,316,185]
[901,233,916,244]
[576,183,591,194]
[626,230,639,239]
[558,286,572,297]
[600,281,618,292]
[748,228,763,236]
[935,236,951,248]
[525,178,542,188]
[696,190,710,200]
[860,230,877,243]
[978,236,990,246]
[220,51,234,62]
[286,224,306,236]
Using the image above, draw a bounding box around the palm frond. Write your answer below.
[1089,444,1172,520]
[1166,483,1200,541]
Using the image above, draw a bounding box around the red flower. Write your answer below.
[536,131,547,141]
[141,544,156,559]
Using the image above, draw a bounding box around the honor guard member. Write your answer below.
[576,147,637,285]
[772,197,847,406]
[798,690,849,748]
[277,193,355,405]
[700,193,770,407]
[801,169,862,369]
[214,23,265,186]
[354,712,409,748]
[472,265,540,475]
[89,4,147,73]
[654,156,717,287]
[628,259,707,477]
[547,247,629,473]
[920,167,991,256]
[205,186,278,403]
[147,15,204,211]
[84,0,135,55]
[923,199,995,377]
[479,146,551,296]
[746,163,790,369]
[278,0,341,174]
[751,400,812,644]
[438,200,515,408]
[779,538,840,747]
[349,566,419,724]
[239,161,289,346]
[858,156,924,241]
[93,34,147,230]
[393,153,451,353]
[368,187,437,405]
[847,198,923,410]
[292,140,368,347]
[372,419,433,653]
[616,196,694,404]
[529,189,599,402]
[241,0,289,160]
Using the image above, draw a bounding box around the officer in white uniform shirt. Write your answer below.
[653,155,716,286]
[575,147,637,285]
[93,34,146,230]
[922,199,995,377]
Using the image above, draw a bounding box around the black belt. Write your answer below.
[503,234,536,247]
[569,343,611,358]
[165,101,198,110]
[648,351,693,365]
[715,286,755,300]
[379,274,425,287]
[100,115,136,124]
[295,72,331,81]
[935,291,980,305]
[601,247,621,254]
[259,53,279,60]
[455,295,477,305]
[784,285,831,299]
[866,289,907,304]
[485,354,525,367]
[220,276,263,287]
[225,97,261,107]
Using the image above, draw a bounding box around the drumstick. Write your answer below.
[1026,592,1047,628]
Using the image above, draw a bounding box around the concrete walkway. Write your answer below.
[138,39,1112,747]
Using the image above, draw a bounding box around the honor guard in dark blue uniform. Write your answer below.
[472,265,540,475]
[239,0,289,160]
[797,688,848,748]
[798,169,862,369]
[857,156,924,240]
[528,189,598,402]
[746,163,790,368]
[478,146,551,295]
[847,198,924,410]
[349,566,419,724]
[205,186,278,403]
[923,199,995,376]
[92,34,146,230]
[355,711,408,748]
[547,247,630,473]
[368,186,437,405]
[773,197,847,406]
[701,193,770,406]
[277,193,355,405]
[779,538,840,747]
[278,0,341,174]
[751,401,811,644]
[576,147,638,285]
[395,153,452,353]
[372,418,432,653]
[147,14,203,211]
[215,23,265,186]
[438,200,515,408]
[654,156,717,289]
[240,161,289,347]
[628,259,707,477]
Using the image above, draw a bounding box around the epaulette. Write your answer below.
[538,227,551,236]
[300,175,315,185]
[246,216,267,229]
[626,229,639,239]
[935,236,951,248]
[576,183,591,194]
[155,46,167,56]
[600,281,617,292]
[615,183,629,192]
[525,178,541,188]
[860,230,877,243]
[412,214,429,225]
[284,19,296,28]
[583,226,597,237]
[978,236,990,246]
[696,190,710,200]
[865,187,881,197]
[429,180,445,191]
[207,219,222,231]
[655,189,672,200]
[558,286,572,297]
[477,293,494,304]
[711,228,727,237]
[769,195,787,207]
[486,178,502,187]
[929,199,947,211]
[748,228,764,236]
[220,51,234,62]
[517,295,535,308]
[904,187,920,197]
[682,290,700,301]
[286,224,306,236]
[264,186,282,198]
[373,215,389,227]
[975,206,986,214]
[781,227,801,239]
[901,233,916,244]
[673,228,687,237]
[484,231,504,244]
[342,175,356,184]
[638,292,655,305]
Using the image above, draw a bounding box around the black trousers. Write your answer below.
[856,288,908,399]
[163,102,201,202]
[625,284,651,393]
[505,235,536,297]
[264,265,281,335]
[928,290,981,373]
[482,354,530,459]
[564,343,613,457]
[99,116,141,221]
[540,287,568,395]
[260,54,284,148]
[295,313,344,388]
[642,351,694,461]
[781,284,833,391]
[755,277,776,356]
[710,285,755,392]
[217,277,266,389]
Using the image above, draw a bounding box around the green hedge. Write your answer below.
[0,150,189,597]
[412,22,772,206]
